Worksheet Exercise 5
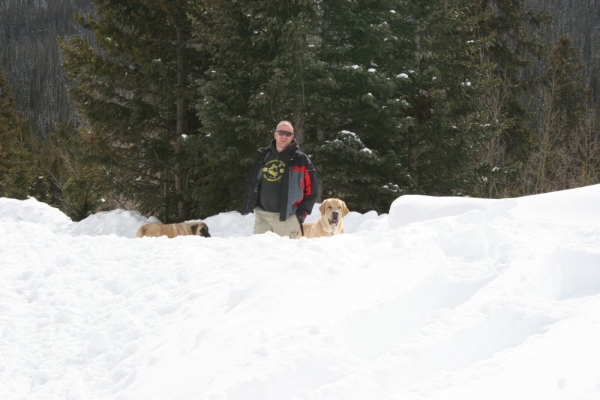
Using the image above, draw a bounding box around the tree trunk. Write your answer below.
[175,26,189,221]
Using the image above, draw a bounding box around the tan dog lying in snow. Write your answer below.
[299,198,349,238]
[136,221,211,238]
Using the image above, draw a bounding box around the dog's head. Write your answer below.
[319,198,349,226]
[191,222,211,237]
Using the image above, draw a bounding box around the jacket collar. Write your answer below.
[269,138,298,155]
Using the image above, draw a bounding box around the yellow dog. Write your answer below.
[300,198,349,238]
[136,221,211,238]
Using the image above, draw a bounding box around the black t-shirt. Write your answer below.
[258,145,294,212]
[258,156,286,212]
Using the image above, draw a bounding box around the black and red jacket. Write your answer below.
[242,139,319,222]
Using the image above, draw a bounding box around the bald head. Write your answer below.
[276,121,294,134]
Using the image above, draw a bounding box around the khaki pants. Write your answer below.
[253,207,300,238]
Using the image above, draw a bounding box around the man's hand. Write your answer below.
[295,208,306,224]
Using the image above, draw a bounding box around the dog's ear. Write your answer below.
[341,201,349,217]
[319,200,327,215]
[200,223,211,237]
[190,223,199,235]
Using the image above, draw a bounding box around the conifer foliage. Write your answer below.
[396,0,498,198]
[60,0,209,222]
[523,36,597,193]
[189,0,322,215]
[193,0,497,213]
[39,124,110,221]
[472,0,551,197]
[308,0,416,212]
[0,70,46,201]
[43,0,596,218]
[303,0,518,209]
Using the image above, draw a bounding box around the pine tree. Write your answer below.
[312,0,502,207]
[59,0,209,222]
[39,124,111,221]
[524,35,591,193]
[472,0,551,197]
[396,0,503,197]
[0,70,44,200]
[0,70,19,191]
[545,36,588,130]
[307,0,417,212]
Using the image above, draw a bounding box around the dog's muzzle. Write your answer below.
[329,211,340,226]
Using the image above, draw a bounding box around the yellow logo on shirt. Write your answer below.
[263,159,286,182]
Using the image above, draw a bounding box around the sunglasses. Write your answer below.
[275,130,294,137]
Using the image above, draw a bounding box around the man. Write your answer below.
[242,121,319,238]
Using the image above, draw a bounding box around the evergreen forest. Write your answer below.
[1,0,600,222]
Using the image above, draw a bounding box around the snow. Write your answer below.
[2,185,600,400]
